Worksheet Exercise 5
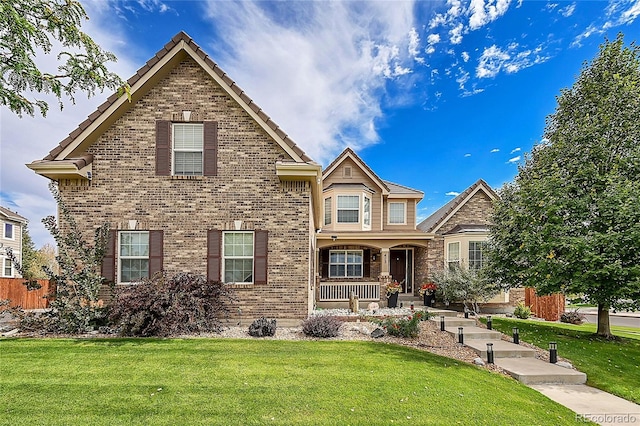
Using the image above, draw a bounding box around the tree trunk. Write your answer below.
[596,303,612,338]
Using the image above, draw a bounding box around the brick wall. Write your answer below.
[57,58,313,320]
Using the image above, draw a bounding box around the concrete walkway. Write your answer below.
[428,310,640,425]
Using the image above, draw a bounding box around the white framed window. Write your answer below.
[3,223,14,240]
[173,123,204,176]
[337,195,359,223]
[329,250,363,278]
[388,202,406,224]
[324,197,332,226]
[363,196,371,229]
[119,231,149,283]
[2,258,13,277]
[469,241,487,270]
[447,242,460,270]
[223,231,254,283]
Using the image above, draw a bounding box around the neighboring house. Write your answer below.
[415,179,511,305]
[316,148,431,307]
[28,32,322,321]
[0,206,28,278]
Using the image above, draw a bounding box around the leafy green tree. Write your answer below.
[430,264,499,314]
[486,34,640,338]
[1,0,128,117]
[20,223,38,279]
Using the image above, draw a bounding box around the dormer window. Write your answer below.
[388,202,406,225]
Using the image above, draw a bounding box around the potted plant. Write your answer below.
[386,281,401,308]
[419,282,437,307]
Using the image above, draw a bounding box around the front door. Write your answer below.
[390,249,407,293]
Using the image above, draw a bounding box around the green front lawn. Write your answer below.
[487,318,640,404]
[0,338,579,425]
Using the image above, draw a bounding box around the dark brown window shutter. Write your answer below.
[254,230,268,285]
[101,230,117,283]
[363,249,371,278]
[203,121,218,176]
[156,120,170,176]
[207,230,222,282]
[321,249,329,278]
[148,230,164,276]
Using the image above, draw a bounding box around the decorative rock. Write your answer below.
[1,328,19,337]
[367,302,380,311]
[371,328,385,338]
[473,357,486,366]
[556,361,574,369]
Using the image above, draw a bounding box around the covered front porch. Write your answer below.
[314,232,432,308]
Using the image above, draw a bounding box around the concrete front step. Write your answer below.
[444,326,503,341]
[430,317,476,327]
[496,358,587,385]
[424,308,459,318]
[464,339,536,358]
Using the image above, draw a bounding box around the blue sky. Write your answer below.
[1,0,640,247]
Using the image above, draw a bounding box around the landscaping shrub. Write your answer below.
[248,317,276,337]
[513,302,532,319]
[375,313,427,338]
[109,272,236,337]
[302,315,343,338]
[560,309,586,325]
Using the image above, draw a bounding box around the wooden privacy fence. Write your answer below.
[525,287,565,321]
[0,278,53,309]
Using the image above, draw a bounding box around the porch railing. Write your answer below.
[318,282,380,302]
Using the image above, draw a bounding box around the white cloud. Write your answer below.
[476,43,549,78]
[409,27,422,61]
[201,1,418,163]
[490,148,500,153]
[461,51,470,62]
[507,156,521,164]
[446,191,461,196]
[427,33,441,44]
[449,23,464,44]
[476,45,510,78]
[469,0,512,30]
[560,3,576,17]
[464,153,472,157]
[511,147,521,153]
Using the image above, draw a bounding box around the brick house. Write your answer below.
[28,32,322,322]
[0,206,28,278]
[27,32,505,319]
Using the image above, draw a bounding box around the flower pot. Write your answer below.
[423,293,435,307]
[387,292,398,308]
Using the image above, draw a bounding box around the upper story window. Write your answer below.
[3,223,14,240]
[223,231,254,284]
[469,241,487,270]
[173,123,204,176]
[337,195,360,224]
[119,231,149,284]
[388,202,406,224]
[156,120,217,177]
[363,196,371,229]
[447,242,460,270]
[324,197,332,226]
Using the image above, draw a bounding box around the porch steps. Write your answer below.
[429,316,588,386]
[464,339,536,358]
[444,325,503,340]
[495,358,587,385]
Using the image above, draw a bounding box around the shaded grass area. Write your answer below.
[0,338,579,425]
[487,318,640,404]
